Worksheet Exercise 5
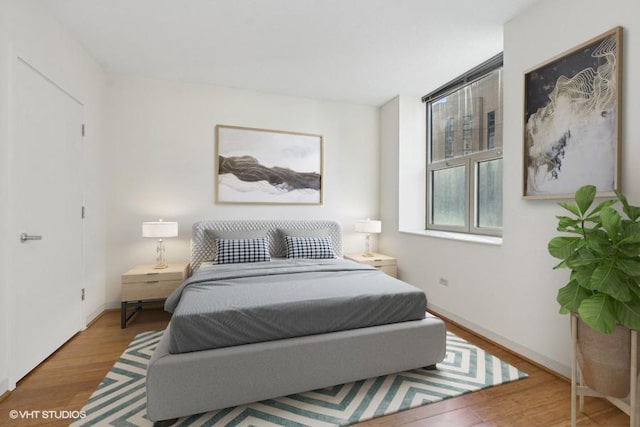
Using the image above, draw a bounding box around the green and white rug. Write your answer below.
[72,330,527,426]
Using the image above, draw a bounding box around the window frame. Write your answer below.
[423,54,503,237]
[426,156,468,234]
[470,149,503,236]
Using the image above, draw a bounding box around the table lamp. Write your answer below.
[142,219,178,269]
[355,219,382,257]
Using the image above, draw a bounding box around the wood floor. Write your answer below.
[0,309,629,426]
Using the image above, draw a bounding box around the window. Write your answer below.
[423,54,503,236]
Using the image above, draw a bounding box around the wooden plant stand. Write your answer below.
[571,314,638,426]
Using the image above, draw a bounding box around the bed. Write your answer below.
[146,219,447,425]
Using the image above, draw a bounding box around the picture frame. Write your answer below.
[523,26,622,199]
[215,125,323,205]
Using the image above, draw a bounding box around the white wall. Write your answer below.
[105,75,380,305]
[380,0,640,376]
[0,0,106,393]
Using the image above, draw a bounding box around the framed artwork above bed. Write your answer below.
[215,125,324,205]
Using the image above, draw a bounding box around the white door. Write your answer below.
[10,58,84,383]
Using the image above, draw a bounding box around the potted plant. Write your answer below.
[548,184,640,398]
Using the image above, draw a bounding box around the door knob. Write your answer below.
[20,233,43,243]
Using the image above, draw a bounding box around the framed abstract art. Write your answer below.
[215,125,323,205]
[523,27,622,199]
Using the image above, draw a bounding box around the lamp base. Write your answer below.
[361,252,375,257]
[152,239,168,269]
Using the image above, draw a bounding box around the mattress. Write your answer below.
[165,259,427,354]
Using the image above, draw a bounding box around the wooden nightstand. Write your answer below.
[121,262,189,328]
[344,253,397,278]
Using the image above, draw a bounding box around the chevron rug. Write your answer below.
[72,330,527,426]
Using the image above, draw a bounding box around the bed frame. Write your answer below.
[146,220,447,424]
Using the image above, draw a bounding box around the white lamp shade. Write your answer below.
[355,219,382,234]
[142,221,178,238]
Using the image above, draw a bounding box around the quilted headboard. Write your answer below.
[191,219,343,271]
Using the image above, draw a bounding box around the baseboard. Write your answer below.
[105,301,121,310]
[85,301,125,328]
[0,379,11,402]
[428,304,571,379]
[85,304,107,329]
[86,309,107,328]
[104,301,163,311]
[86,302,163,328]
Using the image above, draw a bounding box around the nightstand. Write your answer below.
[121,262,189,328]
[344,253,397,278]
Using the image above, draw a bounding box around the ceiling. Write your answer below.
[38,0,539,106]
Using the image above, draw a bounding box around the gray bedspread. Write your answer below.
[165,259,427,354]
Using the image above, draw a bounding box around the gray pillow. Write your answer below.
[205,229,268,260]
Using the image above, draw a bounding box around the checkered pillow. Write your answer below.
[214,237,271,264]
[285,236,336,259]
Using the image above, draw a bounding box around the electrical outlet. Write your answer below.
[439,277,449,287]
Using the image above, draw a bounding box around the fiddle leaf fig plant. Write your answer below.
[548,184,640,334]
